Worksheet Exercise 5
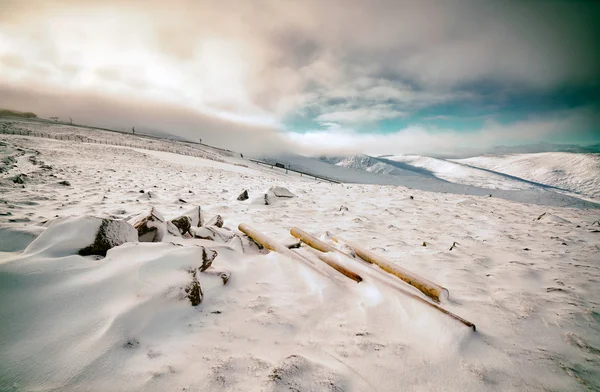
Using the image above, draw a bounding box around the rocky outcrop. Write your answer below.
[79,219,138,256]
[128,207,166,242]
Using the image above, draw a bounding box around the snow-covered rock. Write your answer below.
[128,207,166,242]
[181,206,204,227]
[206,214,224,228]
[24,216,137,257]
[251,186,296,205]
[237,189,249,201]
[190,226,236,243]
[534,212,572,224]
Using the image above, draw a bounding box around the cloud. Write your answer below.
[0,83,296,156]
[284,108,598,157]
[0,0,598,155]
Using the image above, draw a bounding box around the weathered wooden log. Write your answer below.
[290,228,362,283]
[292,228,473,328]
[374,272,475,330]
[332,235,449,302]
[238,223,329,278]
[290,227,338,253]
[305,248,362,283]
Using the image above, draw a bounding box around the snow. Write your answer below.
[454,152,600,200]
[1,122,600,391]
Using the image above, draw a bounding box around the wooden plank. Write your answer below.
[332,235,449,303]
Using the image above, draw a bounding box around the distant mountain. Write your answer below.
[488,142,600,155]
[454,152,600,199]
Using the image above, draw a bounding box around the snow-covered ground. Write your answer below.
[454,153,600,199]
[318,153,600,205]
[1,124,600,391]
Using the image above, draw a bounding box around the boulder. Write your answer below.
[24,216,137,257]
[199,246,218,272]
[128,207,166,242]
[270,186,296,198]
[184,268,203,306]
[206,214,224,228]
[252,186,296,206]
[227,233,269,254]
[79,219,138,256]
[181,206,204,227]
[170,215,192,235]
[237,190,249,201]
[190,226,236,243]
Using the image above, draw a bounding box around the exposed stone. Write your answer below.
[269,186,295,198]
[190,226,236,243]
[184,268,203,306]
[206,214,224,228]
[203,269,231,285]
[181,206,204,227]
[58,180,71,186]
[170,215,192,235]
[12,174,26,184]
[79,219,138,256]
[128,207,166,242]
[339,205,349,212]
[237,190,249,201]
[200,247,218,272]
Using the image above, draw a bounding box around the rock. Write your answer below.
[181,206,204,227]
[128,207,166,242]
[339,205,349,212]
[206,214,224,228]
[227,234,269,254]
[409,195,414,200]
[24,216,137,257]
[190,226,236,243]
[199,247,218,272]
[422,241,427,247]
[269,186,295,198]
[237,189,249,201]
[139,190,145,193]
[253,186,296,206]
[166,221,181,236]
[534,212,571,224]
[178,198,187,204]
[12,174,26,184]
[78,219,138,256]
[170,215,192,235]
[184,268,203,306]
[203,269,231,284]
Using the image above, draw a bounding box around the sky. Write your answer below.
[0,0,599,157]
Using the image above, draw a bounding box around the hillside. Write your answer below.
[454,153,600,199]
[1,124,599,391]
[0,108,37,119]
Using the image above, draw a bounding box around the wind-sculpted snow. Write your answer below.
[1,125,600,391]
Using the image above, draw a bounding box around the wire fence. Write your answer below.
[0,126,228,163]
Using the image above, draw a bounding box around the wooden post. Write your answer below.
[291,227,339,253]
[239,224,361,283]
[304,247,362,283]
[238,223,327,277]
[333,235,449,302]
[292,228,473,329]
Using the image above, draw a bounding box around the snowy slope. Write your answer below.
[1,124,600,391]
[454,153,600,199]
